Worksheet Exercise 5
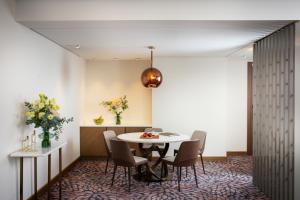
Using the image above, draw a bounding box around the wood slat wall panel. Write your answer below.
[253,24,295,200]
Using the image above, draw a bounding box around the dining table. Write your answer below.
[117,132,189,181]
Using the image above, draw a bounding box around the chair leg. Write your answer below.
[105,156,110,174]
[200,154,205,174]
[177,167,181,192]
[145,163,150,186]
[186,167,188,177]
[160,162,164,185]
[128,167,131,192]
[192,164,198,188]
[124,167,127,178]
[111,164,117,186]
[173,151,176,172]
[179,167,182,181]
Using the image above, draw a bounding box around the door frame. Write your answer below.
[247,62,253,155]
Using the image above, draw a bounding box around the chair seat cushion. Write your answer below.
[162,156,175,164]
[133,156,148,165]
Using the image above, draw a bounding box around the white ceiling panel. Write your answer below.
[25,21,291,60]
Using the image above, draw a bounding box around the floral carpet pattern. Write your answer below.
[41,156,269,200]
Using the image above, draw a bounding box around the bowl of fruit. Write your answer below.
[93,116,104,125]
[140,132,159,139]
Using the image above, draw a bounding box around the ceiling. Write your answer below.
[25,21,291,60]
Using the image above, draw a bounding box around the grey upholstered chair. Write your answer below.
[103,130,136,174]
[174,130,207,174]
[162,140,201,191]
[110,139,148,192]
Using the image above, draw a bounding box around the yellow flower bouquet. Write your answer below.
[102,95,128,125]
[25,93,73,148]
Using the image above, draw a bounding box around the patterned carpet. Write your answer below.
[41,156,269,200]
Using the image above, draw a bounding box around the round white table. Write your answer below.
[117,132,190,181]
[117,132,189,144]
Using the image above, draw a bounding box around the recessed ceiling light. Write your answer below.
[135,58,142,60]
[75,44,81,49]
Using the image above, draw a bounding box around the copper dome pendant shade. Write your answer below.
[141,46,163,88]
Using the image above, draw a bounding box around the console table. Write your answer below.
[10,141,66,200]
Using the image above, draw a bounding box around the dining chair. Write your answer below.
[103,130,136,174]
[173,130,207,174]
[110,139,149,192]
[161,140,201,192]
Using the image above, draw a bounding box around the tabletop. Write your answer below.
[117,132,190,144]
[10,141,67,158]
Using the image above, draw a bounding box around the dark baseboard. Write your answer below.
[226,151,248,157]
[27,156,80,200]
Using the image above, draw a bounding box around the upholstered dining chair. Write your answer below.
[103,130,136,174]
[110,139,149,192]
[174,130,207,174]
[161,140,201,192]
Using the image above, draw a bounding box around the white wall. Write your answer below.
[83,60,152,126]
[152,57,248,156]
[295,22,300,200]
[226,58,248,152]
[0,1,86,199]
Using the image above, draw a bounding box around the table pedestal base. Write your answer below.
[137,143,169,181]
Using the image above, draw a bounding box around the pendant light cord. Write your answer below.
[151,50,153,68]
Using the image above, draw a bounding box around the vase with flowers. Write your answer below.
[25,93,73,148]
[102,95,128,125]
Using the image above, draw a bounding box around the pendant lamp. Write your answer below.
[141,46,163,88]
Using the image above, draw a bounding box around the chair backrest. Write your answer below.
[110,139,135,167]
[145,127,163,132]
[191,130,207,154]
[103,130,117,154]
[174,140,201,166]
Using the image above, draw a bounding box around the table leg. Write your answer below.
[48,154,51,200]
[138,143,170,181]
[34,157,37,200]
[20,157,23,200]
[152,143,169,169]
[59,148,62,200]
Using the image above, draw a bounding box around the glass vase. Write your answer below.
[116,114,121,125]
[41,130,51,148]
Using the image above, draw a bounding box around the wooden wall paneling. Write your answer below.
[106,127,125,135]
[80,126,152,157]
[125,127,150,133]
[80,127,106,156]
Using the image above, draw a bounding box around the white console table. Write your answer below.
[10,141,66,200]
